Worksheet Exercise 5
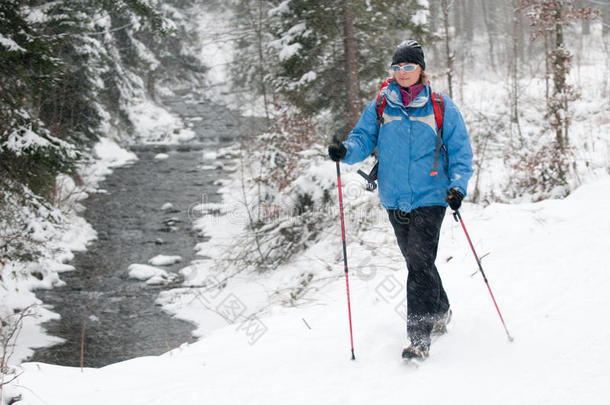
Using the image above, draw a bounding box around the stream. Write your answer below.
[30,91,263,367]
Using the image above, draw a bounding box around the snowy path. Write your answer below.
[13,176,610,404]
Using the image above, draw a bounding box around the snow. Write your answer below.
[128,98,195,144]
[131,36,160,71]
[0,264,66,365]
[160,202,174,211]
[153,153,170,160]
[0,33,25,52]
[278,42,302,62]
[412,8,428,26]
[93,138,137,169]
[268,1,291,17]
[202,151,217,160]
[194,9,234,92]
[287,22,307,37]
[148,255,183,266]
[6,8,610,405]
[298,71,317,85]
[2,126,75,156]
[13,168,610,404]
[127,264,177,284]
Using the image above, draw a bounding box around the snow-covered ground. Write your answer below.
[11,168,610,404]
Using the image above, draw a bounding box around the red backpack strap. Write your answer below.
[430,91,445,176]
[369,78,392,183]
[431,91,444,132]
[375,77,392,126]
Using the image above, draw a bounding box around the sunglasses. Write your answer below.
[391,64,418,73]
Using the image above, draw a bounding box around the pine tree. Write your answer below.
[263,0,430,137]
[230,0,278,123]
[0,0,75,198]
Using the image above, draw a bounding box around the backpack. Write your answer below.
[357,78,445,191]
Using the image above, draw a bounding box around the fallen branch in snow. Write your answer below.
[0,370,22,388]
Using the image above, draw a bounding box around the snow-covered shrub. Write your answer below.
[226,107,335,272]
[506,138,572,200]
[0,306,34,386]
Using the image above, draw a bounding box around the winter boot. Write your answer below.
[432,309,452,335]
[401,342,430,361]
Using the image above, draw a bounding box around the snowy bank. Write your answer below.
[0,138,139,368]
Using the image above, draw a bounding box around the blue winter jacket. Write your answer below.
[342,81,473,213]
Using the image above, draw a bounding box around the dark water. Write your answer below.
[30,91,264,367]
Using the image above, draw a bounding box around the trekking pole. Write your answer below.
[335,162,356,360]
[453,210,514,342]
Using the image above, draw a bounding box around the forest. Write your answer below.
[1,0,609,391]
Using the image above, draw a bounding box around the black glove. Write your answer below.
[446,187,464,211]
[328,142,347,162]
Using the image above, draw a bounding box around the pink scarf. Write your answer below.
[399,83,424,107]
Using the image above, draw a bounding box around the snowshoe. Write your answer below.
[431,309,452,335]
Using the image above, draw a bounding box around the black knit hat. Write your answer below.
[391,40,425,70]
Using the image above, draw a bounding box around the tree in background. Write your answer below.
[343,0,361,129]
[231,0,431,138]
[440,0,454,98]
[230,0,277,122]
[0,0,184,266]
[0,0,174,199]
[510,0,524,141]
[0,0,76,199]
[225,0,432,271]
[521,0,598,183]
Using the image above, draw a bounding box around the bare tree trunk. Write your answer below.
[518,3,526,62]
[603,2,610,37]
[146,69,157,102]
[453,0,462,39]
[480,0,497,72]
[454,0,465,103]
[575,0,590,34]
[343,0,361,130]
[510,0,523,142]
[554,20,568,150]
[441,0,454,98]
[581,18,590,35]
[256,0,270,123]
[429,0,441,63]
[464,0,475,41]
[544,32,550,103]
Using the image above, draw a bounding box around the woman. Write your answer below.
[328,40,473,360]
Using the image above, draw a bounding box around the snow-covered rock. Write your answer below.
[148,255,183,266]
[127,264,177,284]
[160,202,174,211]
[202,151,217,160]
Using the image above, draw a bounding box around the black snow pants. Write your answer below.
[387,206,450,348]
